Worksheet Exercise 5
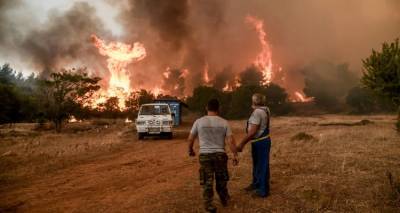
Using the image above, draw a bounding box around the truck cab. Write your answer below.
[135,103,174,140]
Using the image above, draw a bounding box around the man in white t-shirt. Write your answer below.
[188,99,238,213]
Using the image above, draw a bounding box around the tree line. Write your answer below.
[0,38,399,131]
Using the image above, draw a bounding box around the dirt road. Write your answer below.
[1,115,399,212]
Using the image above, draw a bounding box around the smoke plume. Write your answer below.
[1,0,399,96]
[22,2,110,77]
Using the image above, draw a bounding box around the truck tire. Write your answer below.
[166,132,173,140]
[138,133,145,140]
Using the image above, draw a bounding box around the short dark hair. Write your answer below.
[207,99,219,112]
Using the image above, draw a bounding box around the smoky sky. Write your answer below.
[23,2,110,75]
[1,0,399,95]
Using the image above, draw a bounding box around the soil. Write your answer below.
[1,115,399,212]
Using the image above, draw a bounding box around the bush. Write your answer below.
[188,83,292,119]
[187,86,230,116]
[346,86,397,114]
[302,61,358,112]
[291,132,316,141]
[346,86,375,114]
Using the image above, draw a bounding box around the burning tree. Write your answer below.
[362,38,400,131]
[91,34,146,109]
[246,15,274,84]
[124,90,155,120]
[39,69,101,132]
[239,65,264,87]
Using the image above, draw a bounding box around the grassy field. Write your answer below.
[0,115,399,212]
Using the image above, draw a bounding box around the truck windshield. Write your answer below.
[139,105,170,115]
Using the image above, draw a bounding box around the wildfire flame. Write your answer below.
[152,87,163,97]
[91,34,146,108]
[203,63,210,84]
[246,15,273,85]
[222,83,232,92]
[294,91,313,102]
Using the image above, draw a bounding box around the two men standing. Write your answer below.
[188,94,272,212]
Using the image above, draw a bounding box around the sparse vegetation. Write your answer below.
[39,69,101,132]
[291,132,316,141]
[319,119,373,126]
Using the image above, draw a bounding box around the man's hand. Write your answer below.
[236,142,244,152]
[187,133,196,157]
[188,148,196,157]
[232,155,239,166]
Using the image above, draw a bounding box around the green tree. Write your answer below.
[262,84,292,115]
[187,86,222,115]
[0,84,21,124]
[125,90,155,120]
[227,84,291,119]
[40,69,101,132]
[0,64,40,124]
[228,85,256,119]
[362,38,400,131]
[137,90,155,106]
[98,96,122,119]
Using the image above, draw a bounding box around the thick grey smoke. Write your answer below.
[119,0,212,93]
[1,0,399,96]
[0,1,110,79]
[213,66,235,91]
[117,0,400,95]
[0,0,22,49]
[21,2,110,76]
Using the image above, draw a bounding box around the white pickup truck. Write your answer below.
[135,103,174,140]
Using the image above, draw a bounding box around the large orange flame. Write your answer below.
[246,15,273,85]
[294,91,313,102]
[91,34,146,108]
[203,63,210,84]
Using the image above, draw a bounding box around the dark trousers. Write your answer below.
[251,139,271,196]
[199,152,229,208]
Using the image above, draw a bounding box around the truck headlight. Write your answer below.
[162,120,172,125]
[136,121,145,125]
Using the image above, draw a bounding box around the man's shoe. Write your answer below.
[243,184,255,192]
[205,206,217,213]
[220,195,230,207]
[251,191,270,198]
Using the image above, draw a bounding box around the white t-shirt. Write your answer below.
[247,107,270,138]
[190,116,232,154]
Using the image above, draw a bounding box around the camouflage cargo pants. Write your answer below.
[199,152,229,210]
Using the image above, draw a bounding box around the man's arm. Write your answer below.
[187,133,196,156]
[226,135,239,165]
[188,120,198,157]
[238,123,259,152]
[226,135,238,155]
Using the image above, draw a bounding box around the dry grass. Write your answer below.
[0,115,399,212]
